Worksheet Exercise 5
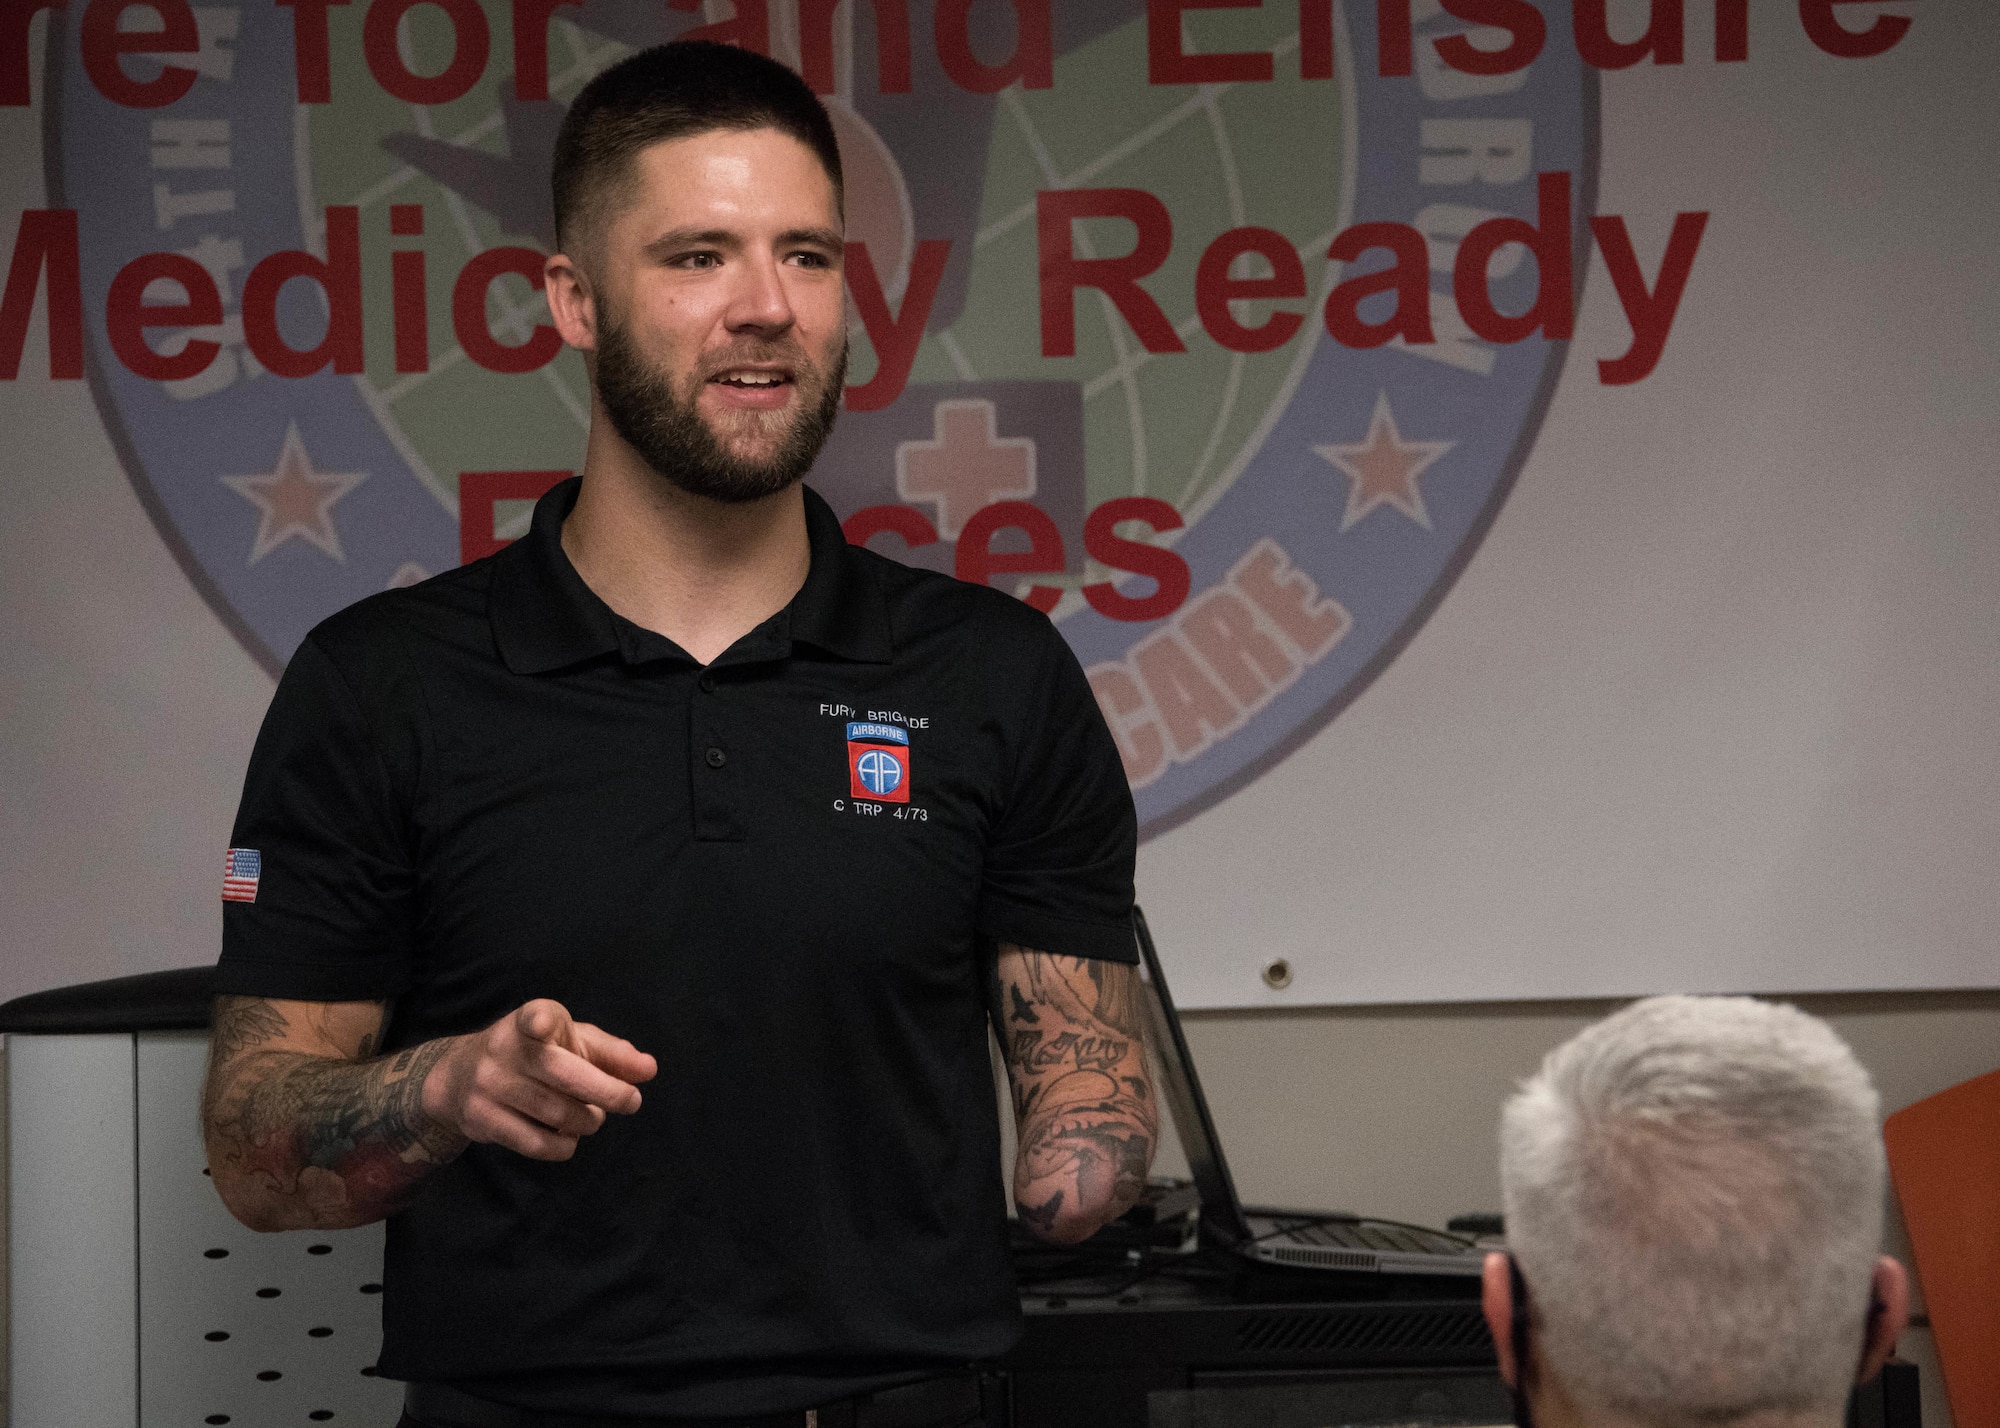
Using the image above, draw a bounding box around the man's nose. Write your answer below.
[724,254,795,335]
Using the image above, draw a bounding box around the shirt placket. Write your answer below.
[687,665,745,843]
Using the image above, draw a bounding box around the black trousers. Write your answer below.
[395,1412,983,1428]
[395,1369,988,1428]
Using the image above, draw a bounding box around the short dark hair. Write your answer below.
[552,41,844,257]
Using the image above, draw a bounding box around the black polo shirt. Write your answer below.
[215,478,1137,1417]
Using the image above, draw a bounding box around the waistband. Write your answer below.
[404,1369,986,1428]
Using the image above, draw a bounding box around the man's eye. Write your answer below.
[676,252,720,269]
[788,251,832,268]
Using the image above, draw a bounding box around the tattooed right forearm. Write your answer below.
[202,996,465,1231]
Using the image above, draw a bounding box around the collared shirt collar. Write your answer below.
[490,477,893,674]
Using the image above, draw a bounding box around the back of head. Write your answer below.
[1500,995,1885,1427]
[552,41,844,261]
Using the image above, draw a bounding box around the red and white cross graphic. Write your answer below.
[894,399,1037,540]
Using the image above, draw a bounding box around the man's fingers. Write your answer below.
[499,1077,608,1139]
[493,1002,651,1117]
[463,1100,582,1162]
[572,1022,658,1087]
[523,1039,647,1115]
[510,1004,650,1084]
[514,999,577,1049]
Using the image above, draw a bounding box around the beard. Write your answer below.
[592,312,846,505]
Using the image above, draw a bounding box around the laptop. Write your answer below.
[1131,907,1486,1279]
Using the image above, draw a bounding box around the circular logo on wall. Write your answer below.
[48,0,1595,840]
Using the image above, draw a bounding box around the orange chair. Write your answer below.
[1884,1067,2000,1428]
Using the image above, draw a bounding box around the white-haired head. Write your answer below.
[1500,995,1885,1426]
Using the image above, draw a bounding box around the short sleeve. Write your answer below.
[976,619,1138,964]
[215,634,419,1001]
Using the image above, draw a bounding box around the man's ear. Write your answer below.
[1857,1256,1910,1383]
[545,251,598,352]
[1482,1251,1520,1388]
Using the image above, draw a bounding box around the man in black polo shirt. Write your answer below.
[200,43,1155,1428]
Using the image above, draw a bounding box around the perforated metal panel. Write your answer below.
[1233,1305,1491,1356]
[135,1032,404,1427]
[1260,1243,1377,1271]
[1153,1373,1510,1428]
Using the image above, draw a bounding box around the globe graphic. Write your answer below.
[301,3,1351,561]
[917,13,1349,531]
[302,0,609,533]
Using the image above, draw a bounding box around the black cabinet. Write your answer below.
[995,1254,1921,1428]
[998,1255,1505,1428]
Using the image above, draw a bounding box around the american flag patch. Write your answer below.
[222,847,262,903]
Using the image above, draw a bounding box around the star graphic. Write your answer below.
[1314,393,1454,532]
[221,423,367,564]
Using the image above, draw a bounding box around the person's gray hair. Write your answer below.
[1500,995,1885,1425]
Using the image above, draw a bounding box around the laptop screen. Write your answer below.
[1131,907,1255,1244]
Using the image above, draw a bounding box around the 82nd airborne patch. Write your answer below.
[846,722,911,805]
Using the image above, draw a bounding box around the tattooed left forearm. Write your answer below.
[1009,1028,1130,1074]
[995,943,1158,1244]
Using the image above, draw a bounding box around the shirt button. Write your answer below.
[698,673,716,693]
[705,746,726,768]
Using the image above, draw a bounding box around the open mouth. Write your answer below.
[709,369,793,390]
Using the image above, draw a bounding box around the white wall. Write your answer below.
[1,51,269,1004]
[5,6,1998,1010]
[1140,0,2000,1006]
